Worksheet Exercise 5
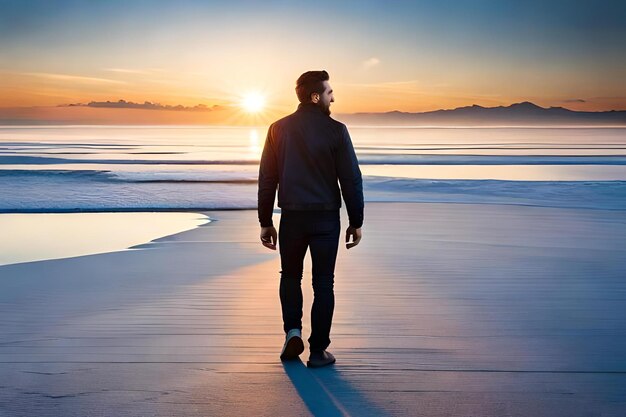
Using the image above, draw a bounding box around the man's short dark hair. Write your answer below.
[295,70,329,103]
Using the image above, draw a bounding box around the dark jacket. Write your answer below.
[257,102,364,229]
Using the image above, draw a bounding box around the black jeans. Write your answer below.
[278,208,341,352]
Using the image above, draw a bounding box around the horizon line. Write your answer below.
[1,100,626,114]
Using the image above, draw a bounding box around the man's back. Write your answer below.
[257,102,364,229]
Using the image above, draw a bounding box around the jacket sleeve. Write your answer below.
[336,125,364,228]
[257,125,279,227]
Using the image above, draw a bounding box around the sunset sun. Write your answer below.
[240,92,266,113]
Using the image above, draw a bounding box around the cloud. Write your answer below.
[60,99,221,112]
[22,72,126,85]
[103,68,150,75]
[362,57,380,69]
[563,98,586,103]
[102,68,167,75]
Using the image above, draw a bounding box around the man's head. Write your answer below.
[295,70,334,115]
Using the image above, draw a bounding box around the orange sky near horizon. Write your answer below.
[2,68,624,114]
[1,1,625,124]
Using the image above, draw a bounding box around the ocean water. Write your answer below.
[1,125,625,212]
[0,212,209,266]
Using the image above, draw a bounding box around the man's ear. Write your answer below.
[311,93,319,103]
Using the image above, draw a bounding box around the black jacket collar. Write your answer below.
[296,102,324,113]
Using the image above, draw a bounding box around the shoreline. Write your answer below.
[3,198,626,266]
[0,196,625,215]
[0,211,210,266]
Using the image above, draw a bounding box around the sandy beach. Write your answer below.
[1,202,625,416]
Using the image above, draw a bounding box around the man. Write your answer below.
[257,70,364,368]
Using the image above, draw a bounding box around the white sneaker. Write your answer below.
[280,328,304,361]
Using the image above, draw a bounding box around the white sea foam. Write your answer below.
[0,169,624,212]
[1,126,624,212]
[3,154,626,165]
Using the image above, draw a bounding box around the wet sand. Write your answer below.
[1,202,625,416]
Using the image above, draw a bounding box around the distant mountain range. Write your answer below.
[1,101,625,126]
[337,102,626,126]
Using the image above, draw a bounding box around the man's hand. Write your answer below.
[260,226,277,250]
[345,226,362,249]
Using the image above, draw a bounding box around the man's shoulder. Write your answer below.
[326,117,349,139]
[269,112,297,131]
[328,116,347,129]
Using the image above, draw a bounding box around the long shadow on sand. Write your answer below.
[282,360,389,417]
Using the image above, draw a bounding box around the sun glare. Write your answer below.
[241,92,266,113]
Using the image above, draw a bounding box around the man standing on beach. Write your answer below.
[257,70,364,368]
